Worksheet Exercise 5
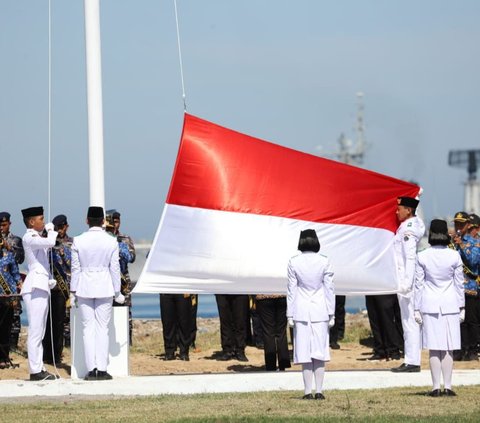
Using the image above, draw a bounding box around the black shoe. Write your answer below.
[389,352,402,361]
[443,389,457,397]
[367,353,387,361]
[235,351,249,362]
[217,351,234,361]
[30,370,57,381]
[164,353,175,361]
[179,353,190,361]
[84,369,98,381]
[314,393,325,400]
[302,394,314,400]
[391,363,421,373]
[453,350,463,361]
[96,371,113,380]
[463,351,478,361]
[330,342,340,350]
[426,389,442,397]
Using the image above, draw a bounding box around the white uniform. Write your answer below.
[394,215,425,366]
[21,228,58,374]
[71,226,120,372]
[415,246,464,350]
[287,252,335,363]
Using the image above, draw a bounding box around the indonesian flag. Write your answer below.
[134,114,420,295]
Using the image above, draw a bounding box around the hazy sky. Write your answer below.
[1,1,479,241]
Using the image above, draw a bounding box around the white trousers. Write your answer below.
[78,297,112,372]
[22,289,49,374]
[398,294,421,366]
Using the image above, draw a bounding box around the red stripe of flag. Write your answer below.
[167,114,420,232]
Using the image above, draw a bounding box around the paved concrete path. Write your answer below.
[0,369,478,399]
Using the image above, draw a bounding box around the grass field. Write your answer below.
[2,385,480,422]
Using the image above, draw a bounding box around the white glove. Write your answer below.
[45,222,54,232]
[414,310,423,325]
[287,317,294,328]
[328,315,335,328]
[69,292,77,308]
[48,279,57,290]
[114,292,125,304]
[459,308,465,323]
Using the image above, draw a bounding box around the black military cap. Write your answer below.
[106,209,120,220]
[87,206,104,219]
[52,214,68,227]
[453,211,470,223]
[469,213,480,227]
[397,197,419,209]
[21,206,44,218]
[0,211,10,222]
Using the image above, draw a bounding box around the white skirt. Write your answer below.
[421,312,461,351]
[293,320,330,364]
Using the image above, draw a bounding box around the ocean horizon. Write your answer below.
[131,293,366,320]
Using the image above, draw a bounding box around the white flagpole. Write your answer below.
[84,0,105,208]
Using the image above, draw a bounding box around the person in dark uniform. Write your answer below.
[42,214,72,365]
[107,210,135,345]
[0,212,24,351]
[255,294,291,371]
[189,294,198,351]
[215,294,249,361]
[329,295,346,349]
[452,211,480,361]
[365,294,403,360]
[0,234,21,369]
[159,294,193,360]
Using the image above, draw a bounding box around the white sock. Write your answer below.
[429,350,441,390]
[441,350,453,390]
[302,362,313,395]
[313,359,325,394]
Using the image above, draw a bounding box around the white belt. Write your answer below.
[82,267,108,272]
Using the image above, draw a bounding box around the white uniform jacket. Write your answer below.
[21,228,58,294]
[394,216,425,296]
[287,252,335,322]
[71,227,121,298]
[414,246,464,314]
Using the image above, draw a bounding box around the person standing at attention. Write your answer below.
[20,206,58,381]
[391,196,425,373]
[287,229,335,400]
[414,219,464,397]
[70,206,124,381]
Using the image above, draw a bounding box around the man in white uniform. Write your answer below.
[391,196,425,373]
[20,206,58,381]
[70,206,124,381]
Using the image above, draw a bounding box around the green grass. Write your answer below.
[2,386,480,422]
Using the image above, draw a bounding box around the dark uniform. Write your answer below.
[255,294,291,371]
[215,294,249,361]
[160,294,194,360]
[452,212,480,361]
[106,210,135,345]
[0,241,21,368]
[42,214,72,364]
[0,212,24,351]
[329,295,346,349]
[365,294,403,360]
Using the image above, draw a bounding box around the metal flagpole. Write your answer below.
[73,0,129,380]
[84,0,105,208]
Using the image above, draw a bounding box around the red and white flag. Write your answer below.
[135,114,420,295]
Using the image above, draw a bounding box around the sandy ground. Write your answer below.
[1,313,478,381]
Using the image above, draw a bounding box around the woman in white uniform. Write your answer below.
[414,219,464,397]
[287,229,335,400]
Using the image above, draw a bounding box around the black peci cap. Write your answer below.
[87,206,104,219]
[21,206,44,219]
[397,197,419,209]
[428,219,450,246]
